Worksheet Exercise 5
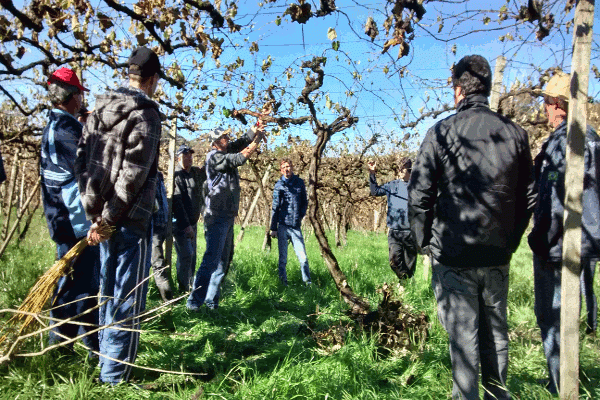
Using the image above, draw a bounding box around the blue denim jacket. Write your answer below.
[529,121,600,261]
[270,174,307,230]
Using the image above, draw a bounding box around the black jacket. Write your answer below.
[528,121,600,262]
[173,164,207,232]
[408,94,536,268]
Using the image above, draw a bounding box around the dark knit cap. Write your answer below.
[128,47,161,78]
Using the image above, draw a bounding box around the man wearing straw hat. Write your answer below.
[528,71,600,394]
[186,125,265,312]
[40,67,100,356]
[76,47,161,384]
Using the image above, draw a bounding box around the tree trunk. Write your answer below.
[341,203,350,247]
[18,196,40,242]
[307,131,369,314]
[2,148,20,241]
[0,180,41,258]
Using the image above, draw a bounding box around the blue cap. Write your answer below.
[176,144,194,156]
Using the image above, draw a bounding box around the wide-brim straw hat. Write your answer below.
[543,71,570,102]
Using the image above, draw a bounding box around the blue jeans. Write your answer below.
[432,260,511,400]
[174,224,197,292]
[533,255,598,394]
[277,225,311,284]
[187,215,234,310]
[98,224,152,384]
[49,240,100,353]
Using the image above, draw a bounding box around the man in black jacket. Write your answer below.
[408,55,536,400]
[173,144,207,292]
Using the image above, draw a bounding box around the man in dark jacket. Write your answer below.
[528,71,600,394]
[76,47,161,384]
[173,144,207,292]
[151,171,174,302]
[269,158,311,285]
[187,126,264,311]
[41,67,100,355]
[408,55,536,400]
[368,157,416,280]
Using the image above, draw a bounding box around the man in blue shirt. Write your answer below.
[270,158,311,286]
[368,157,416,280]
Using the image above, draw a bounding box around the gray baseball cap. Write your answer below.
[209,127,230,142]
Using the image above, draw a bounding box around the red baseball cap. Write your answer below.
[48,67,89,92]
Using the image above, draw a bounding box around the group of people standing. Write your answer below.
[362,55,598,399]
[37,46,597,397]
[407,55,598,399]
[39,46,313,384]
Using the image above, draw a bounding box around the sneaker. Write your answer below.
[186,302,202,312]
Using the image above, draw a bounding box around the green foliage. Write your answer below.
[0,217,599,399]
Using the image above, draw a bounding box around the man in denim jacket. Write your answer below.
[41,67,100,355]
[528,71,600,394]
[270,158,311,285]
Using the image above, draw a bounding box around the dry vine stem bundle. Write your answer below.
[0,224,114,357]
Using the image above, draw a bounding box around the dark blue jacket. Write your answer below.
[41,109,91,244]
[270,174,307,230]
[369,173,410,230]
[528,121,600,261]
[152,171,169,236]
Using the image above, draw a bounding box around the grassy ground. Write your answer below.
[0,211,599,399]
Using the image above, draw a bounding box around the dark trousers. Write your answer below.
[432,261,511,400]
[534,255,598,394]
[49,241,100,353]
[388,229,417,279]
[150,229,174,301]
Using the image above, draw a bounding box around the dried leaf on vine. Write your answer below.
[97,12,113,31]
[365,17,378,41]
[284,2,312,24]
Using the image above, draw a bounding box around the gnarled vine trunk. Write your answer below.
[307,129,370,315]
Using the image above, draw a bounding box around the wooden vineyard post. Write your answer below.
[2,148,20,241]
[489,56,506,113]
[560,1,594,399]
[164,118,177,269]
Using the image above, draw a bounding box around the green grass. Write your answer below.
[1,212,599,399]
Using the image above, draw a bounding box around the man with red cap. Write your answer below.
[40,67,100,356]
[76,46,162,384]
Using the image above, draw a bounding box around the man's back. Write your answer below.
[409,93,536,268]
[77,86,161,237]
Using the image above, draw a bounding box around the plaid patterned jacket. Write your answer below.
[75,86,161,238]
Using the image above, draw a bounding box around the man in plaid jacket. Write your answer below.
[76,47,162,384]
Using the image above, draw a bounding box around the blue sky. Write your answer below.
[3,0,599,155]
